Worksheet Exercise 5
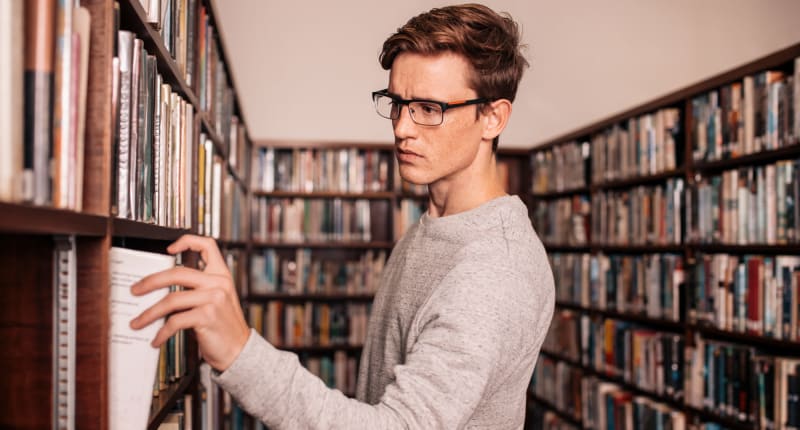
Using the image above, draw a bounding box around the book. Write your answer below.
[109,247,176,430]
[0,0,24,202]
[23,0,56,205]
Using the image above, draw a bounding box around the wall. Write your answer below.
[212,0,800,149]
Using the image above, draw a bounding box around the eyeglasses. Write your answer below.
[372,89,489,126]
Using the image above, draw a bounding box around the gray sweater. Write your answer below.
[214,195,555,429]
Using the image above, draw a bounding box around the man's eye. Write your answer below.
[418,103,439,115]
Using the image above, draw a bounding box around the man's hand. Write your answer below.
[129,234,251,372]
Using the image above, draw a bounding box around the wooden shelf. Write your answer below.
[252,240,394,249]
[398,192,428,200]
[592,168,686,191]
[531,186,590,199]
[555,302,685,333]
[540,349,582,368]
[542,243,590,253]
[684,405,757,430]
[252,190,396,199]
[277,344,363,353]
[247,292,374,302]
[112,218,191,241]
[527,392,582,427]
[692,141,800,174]
[147,371,195,430]
[0,202,107,236]
[691,324,800,355]
[218,239,248,248]
[595,244,685,254]
[692,243,800,254]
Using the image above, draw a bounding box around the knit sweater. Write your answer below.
[213,195,555,429]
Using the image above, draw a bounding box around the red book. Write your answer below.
[746,257,763,335]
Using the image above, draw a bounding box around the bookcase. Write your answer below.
[0,0,251,428]
[526,42,800,430]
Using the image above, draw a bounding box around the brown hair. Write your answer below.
[379,3,528,150]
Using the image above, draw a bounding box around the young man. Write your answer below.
[131,4,554,428]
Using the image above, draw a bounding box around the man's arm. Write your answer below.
[213,261,549,429]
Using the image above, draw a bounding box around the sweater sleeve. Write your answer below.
[212,261,549,430]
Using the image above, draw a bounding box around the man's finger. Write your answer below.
[131,265,219,295]
[149,308,204,347]
[167,234,227,274]
[130,289,216,330]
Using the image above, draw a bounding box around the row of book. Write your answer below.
[251,197,387,243]
[136,0,195,88]
[584,319,685,400]
[532,195,591,246]
[581,377,687,430]
[538,317,800,428]
[691,253,800,340]
[249,249,386,296]
[251,148,392,193]
[247,301,369,348]
[687,159,799,245]
[194,3,238,148]
[591,179,684,246]
[692,58,800,163]
[551,253,684,322]
[223,248,249,299]
[530,370,690,430]
[542,310,582,363]
[685,335,800,427]
[153,326,188,396]
[532,357,584,420]
[140,0,248,170]
[0,1,91,208]
[531,141,590,194]
[113,29,196,226]
[526,403,580,430]
[394,198,427,240]
[591,108,681,185]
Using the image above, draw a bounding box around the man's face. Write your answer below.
[388,52,485,186]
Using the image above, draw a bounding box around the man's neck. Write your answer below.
[427,153,507,218]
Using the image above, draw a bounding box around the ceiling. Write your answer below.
[211,0,800,149]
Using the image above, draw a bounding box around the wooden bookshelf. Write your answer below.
[528,41,800,429]
[592,167,686,191]
[251,240,395,249]
[253,190,396,200]
[277,344,364,353]
[531,186,590,200]
[0,203,108,236]
[248,292,375,302]
[0,0,251,428]
[527,392,582,427]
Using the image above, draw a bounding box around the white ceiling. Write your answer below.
[211,0,800,149]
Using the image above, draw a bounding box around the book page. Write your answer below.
[109,247,176,430]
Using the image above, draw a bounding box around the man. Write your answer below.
[131,4,554,428]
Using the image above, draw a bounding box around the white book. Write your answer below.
[109,247,176,430]
[0,0,24,202]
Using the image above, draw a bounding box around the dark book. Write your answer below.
[23,0,56,205]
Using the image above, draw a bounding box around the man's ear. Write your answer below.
[481,99,512,142]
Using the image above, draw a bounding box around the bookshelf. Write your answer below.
[527,42,800,429]
[0,0,251,428]
[242,142,531,414]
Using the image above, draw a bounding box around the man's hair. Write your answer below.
[379,3,529,150]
